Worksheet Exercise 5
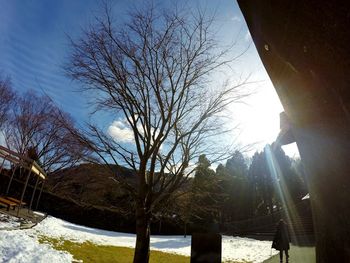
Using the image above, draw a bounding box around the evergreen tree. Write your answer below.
[191,155,221,225]
[226,150,248,177]
[216,151,252,221]
[272,145,307,206]
[249,150,274,215]
[248,145,309,217]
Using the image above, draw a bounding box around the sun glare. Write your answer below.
[227,77,284,154]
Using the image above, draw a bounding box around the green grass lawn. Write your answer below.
[39,236,247,263]
[39,236,190,263]
[263,245,315,263]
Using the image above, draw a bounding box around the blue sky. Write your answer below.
[0,0,299,157]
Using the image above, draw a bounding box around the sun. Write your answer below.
[226,78,284,154]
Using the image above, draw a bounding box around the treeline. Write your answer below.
[172,147,308,230]
[0,76,90,173]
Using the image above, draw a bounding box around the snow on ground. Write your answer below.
[0,229,73,263]
[0,214,277,262]
[222,236,277,263]
[0,213,21,229]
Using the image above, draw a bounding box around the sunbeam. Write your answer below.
[264,144,308,247]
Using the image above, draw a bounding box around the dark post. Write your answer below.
[0,158,5,192]
[0,158,6,174]
[28,175,40,212]
[35,181,45,210]
[6,163,18,195]
[17,169,31,216]
[191,233,222,263]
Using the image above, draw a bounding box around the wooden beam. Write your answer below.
[17,170,32,216]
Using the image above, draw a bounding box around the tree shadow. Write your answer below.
[63,223,135,238]
[151,237,190,249]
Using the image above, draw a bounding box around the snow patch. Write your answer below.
[0,230,73,263]
[0,213,21,229]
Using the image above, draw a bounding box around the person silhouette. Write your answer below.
[272,219,290,262]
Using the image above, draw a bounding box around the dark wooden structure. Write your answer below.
[237,1,350,262]
[0,145,47,217]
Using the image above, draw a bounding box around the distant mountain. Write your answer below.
[45,163,137,212]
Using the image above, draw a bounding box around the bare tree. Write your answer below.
[66,4,249,262]
[4,91,90,173]
[0,76,15,128]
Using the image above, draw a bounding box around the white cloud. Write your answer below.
[107,118,163,151]
[107,120,134,143]
[231,15,241,22]
[244,31,252,42]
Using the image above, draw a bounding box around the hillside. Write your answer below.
[45,163,136,211]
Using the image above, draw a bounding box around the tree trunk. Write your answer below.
[133,206,151,263]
